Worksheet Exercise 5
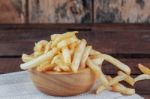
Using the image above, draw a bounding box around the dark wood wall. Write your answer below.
[1,0,150,24]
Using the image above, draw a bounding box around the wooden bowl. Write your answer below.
[28,68,96,96]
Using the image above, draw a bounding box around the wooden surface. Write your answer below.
[0,0,25,23]
[28,0,92,23]
[0,24,150,97]
[1,0,150,23]
[94,0,150,23]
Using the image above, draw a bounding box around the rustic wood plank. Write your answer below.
[0,58,21,74]
[0,0,26,24]
[0,58,149,75]
[135,80,150,95]
[94,0,150,23]
[28,0,92,23]
[0,29,150,56]
[143,95,150,99]
[0,24,92,30]
[86,31,150,54]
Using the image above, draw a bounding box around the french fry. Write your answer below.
[51,31,78,47]
[20,48,57,70]
[91,57,104,66]
[69,41,79,49]
[51,54,61,65]
[51,34,61,41]
[69,41,79,56]
[36,61,53,72]
[22,54,34,62]
[109,74,127,86]
[118,71,135,86]
[80,46,92,69]
[34,51,43,57]
[86,58,109,87]
[89,49,102,56]
[44,41,52,53]
[57,36,78,49]
[138,64,150,75]
[102,54,131,75]
[134,74,150,82]
[112,84,135,95]
[34,40,48,52]
[53,66,61,72]
[71,39,87,72]
[62,47,71,66]
[96,74,127,94]
[55,58,70,72]
[96,85,106,94]
[107,76,135,95]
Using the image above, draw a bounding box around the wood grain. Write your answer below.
[28,0,92,23]
[143,95,150,99]
[0,58,21,74]
[135,80,150,95]
[94,0,150,23]
[0,26,150,56]
[29,68,95,96]
[0,0,26,24]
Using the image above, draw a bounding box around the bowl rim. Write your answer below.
[28,68,91,75]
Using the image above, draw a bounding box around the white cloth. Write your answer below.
[0,71,143,99]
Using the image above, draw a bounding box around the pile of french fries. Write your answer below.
[20,31,150,95]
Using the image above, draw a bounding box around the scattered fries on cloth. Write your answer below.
[20,31,150,95]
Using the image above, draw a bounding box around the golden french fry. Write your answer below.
[44,41,52,53]
[34,51,43,57]
[89,49,102,56]
[134,74,150,82]
[69,41,79,49]
[102,54,131,75]
[118,71,135,86]
[112,84,135,95]
[91,57,104,66]
[107,76,135,95]
[51,34,61,41]
[62,47,71,66]
[96,85,106,94]
[51,54,61,65]
[71,39,87,72]
[109,74,127,86]
[138,64,150,75]
[36,61,53,72]
[22,54,34,62]
[96,74,126,94]
[34,40,48,52]
[80,46,92,69]
[96,76,112,94]
[51,31,78,47]
[20,48,57,70]
[54,58,70,72]
[69,41,79,56]
[86,58,109,87]
[53,66,61,72]
[57,36,78,49]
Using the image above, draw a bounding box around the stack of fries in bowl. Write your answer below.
[20,31,150,96]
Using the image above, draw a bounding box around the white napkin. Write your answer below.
[0,71,143,99]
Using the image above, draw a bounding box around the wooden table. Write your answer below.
[0,24,149,98]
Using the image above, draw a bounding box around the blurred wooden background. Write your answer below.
[1,0,150,24]
[0,0,150,96]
